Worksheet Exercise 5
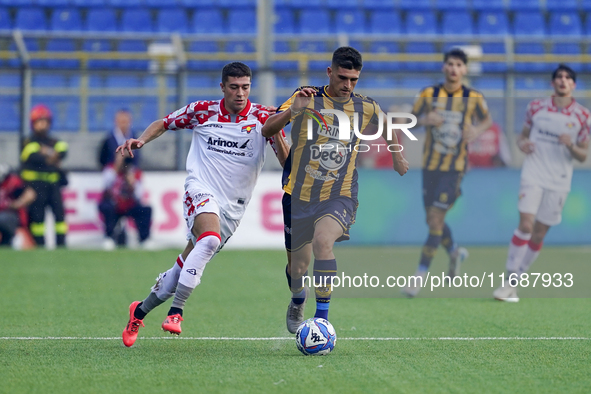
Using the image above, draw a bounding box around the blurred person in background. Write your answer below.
[99,109,140,169]
[468,121,512,168]
[98,153,152,251]
[404,48,493,297]
[494,64,589,302]
[20,104,69,247]
[0,164,36,248]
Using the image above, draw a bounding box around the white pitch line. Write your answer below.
[0,337,589,341]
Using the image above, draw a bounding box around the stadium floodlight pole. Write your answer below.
[172,33,188,171]
[257,0,276,108]
[14,30,32,151]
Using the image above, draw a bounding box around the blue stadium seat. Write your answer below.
[71,0,106,6]
[50,8,82,31]
[0,7,11,31]
[275,75,300,89]
[37,0,70,6]
[187,41,225,71]
[442,11,473,35]
[472,0,505,10]
[45,39,79,69]
[399,0,432,10]
[227,8,257,34]
[218,0,256,7]
[83,39,116,69]
[471,77,505,90]
[85,8,118,32]
[326,0,359,9]
[368,10,401,34]
[117,40,149,70]
[144,0,172,7]
[515,77,548,90]
[363,0,395,9]
[0,97,20,132]
[191,9,225,34]
[476,12,509,35]
[348,39,367,52]
[405,11,438,35]
[273,41,297,71]
[156,9,189,33]
[33,96,80,132]
[15,8,48,31]
[186,74,218,89]
[480,42,507,72]
[107,0,142,6]
[121,9,155,33]
[0,0,33,5]
[299,8,331,34]
[364,41,401,72]
[298,41,328,70]
[405,42,439,71]
[551,43,582,71]
[514,43,551,72]
[225,40,256,53]
[546,0,578,10]
[105,74,143,88]
[583,0,591,11]
[513,12,546,36]
[274,9,296,34]
[334,9,366,33]
[88,96,110,132]
[400,76,436,90]
[0,71,20,88]
[586,14,591,35]
[33,74,66,88]
[442,41,468,52]
[434,0,468,10]
[508,0,541,11]
[361,74,398,89]
[549,12,582,36]
[179,0,217,6]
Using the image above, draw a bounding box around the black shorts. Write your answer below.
[422,169,464,210]
[282,193,357,252]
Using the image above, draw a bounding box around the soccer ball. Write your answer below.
[295,318,337,356]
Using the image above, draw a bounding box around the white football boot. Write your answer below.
[493,280,519,303]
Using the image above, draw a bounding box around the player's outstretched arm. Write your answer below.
[272,131,290,168]
[559,134,589,162]
[116,120,167,158]
[261,88,316,138]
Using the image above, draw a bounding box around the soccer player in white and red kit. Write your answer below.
[494,64,590,302]
[119,63,289,346]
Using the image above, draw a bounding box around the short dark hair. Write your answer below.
[444,48,468,65]
[221,62,252,84]
[552,63,576,82]
[331,46,363,71]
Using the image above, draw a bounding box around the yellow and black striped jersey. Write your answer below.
[279,85,382,203]
[413,84,489,172]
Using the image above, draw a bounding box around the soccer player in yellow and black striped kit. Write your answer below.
[403,48,492,297]
[20,105,69,247]
[263,47,409,333]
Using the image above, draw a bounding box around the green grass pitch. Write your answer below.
[1,247,590,393]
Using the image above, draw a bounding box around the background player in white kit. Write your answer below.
[118,62,289,346]
[494,64,590,302]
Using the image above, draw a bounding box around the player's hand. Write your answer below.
[393,156,409,176]
[463,124,479,143]
[558,134,573,148]
[116,138,145,158]
[291,88,316,113]
[265,105,278,115]
[517,138,535,154]
[424,111,444,127]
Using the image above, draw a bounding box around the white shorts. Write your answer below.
[183,189,239,251]
[517,184,568,226]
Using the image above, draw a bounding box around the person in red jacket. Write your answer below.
[0,164,37,247]
[98,153,152,250]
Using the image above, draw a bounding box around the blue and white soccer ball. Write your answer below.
[295,318,337,356]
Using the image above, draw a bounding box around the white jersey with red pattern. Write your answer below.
[164,99,280,220]
[522,97,590,192]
